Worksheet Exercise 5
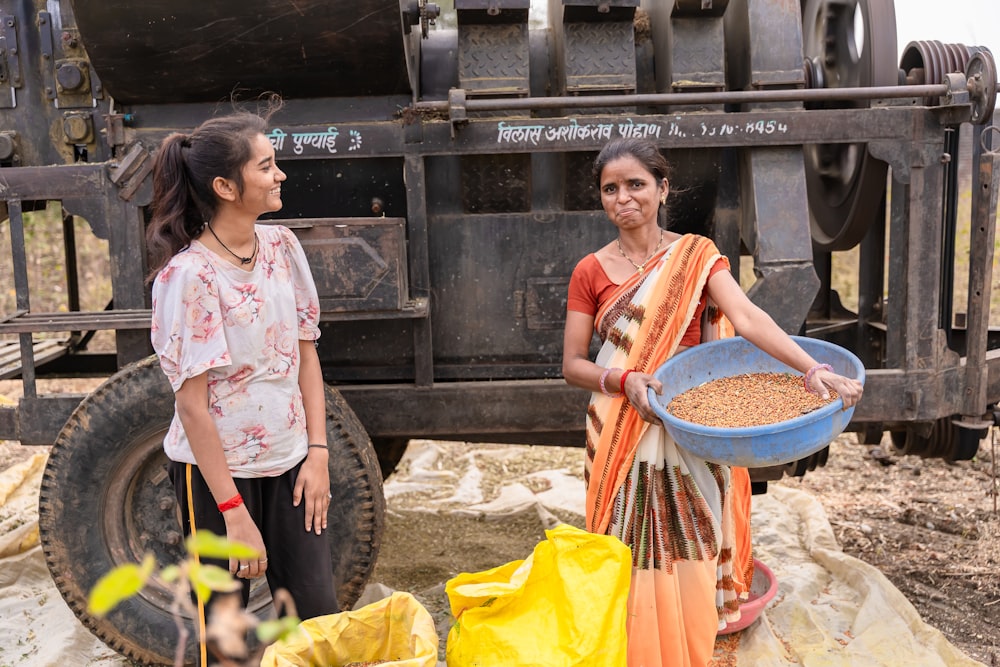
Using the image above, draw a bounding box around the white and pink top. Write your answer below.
[151,224,321,478]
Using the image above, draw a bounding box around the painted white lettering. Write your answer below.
[268,128,287,152]
[291,127,340,155]
[497,121,545,145]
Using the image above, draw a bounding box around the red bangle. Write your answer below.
[620,369,635,395]
[217,493,243,513]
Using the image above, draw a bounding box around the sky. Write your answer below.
[893,0,1000,58]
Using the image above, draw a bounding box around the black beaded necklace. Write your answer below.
[207,222,258,265]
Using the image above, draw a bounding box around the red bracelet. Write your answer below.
[217,493,244,513]
[620,369,635,395]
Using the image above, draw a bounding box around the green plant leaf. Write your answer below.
[187,560,213,603]
[256,616,303,644]
[185,530,260,560]
[189,561,241,602]
[159,564,180,583]
[199,563,242,592]
[87,553,156,617]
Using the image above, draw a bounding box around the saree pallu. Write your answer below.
[583,234,753,667]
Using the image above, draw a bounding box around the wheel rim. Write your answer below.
[103,426,273,619]
[802,0,897,251]
[105,426,184,613]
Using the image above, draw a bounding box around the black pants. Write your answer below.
[168,459,339,621]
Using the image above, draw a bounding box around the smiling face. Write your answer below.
[598,155,669,231]
[234,132,286,217]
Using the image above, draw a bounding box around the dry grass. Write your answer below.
[0,203,116,350]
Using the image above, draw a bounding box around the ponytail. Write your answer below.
[145,133,204,280]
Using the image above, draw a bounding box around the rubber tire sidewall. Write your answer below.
[38,356,384,665]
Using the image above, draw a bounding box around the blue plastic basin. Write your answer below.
[647,336,865,467]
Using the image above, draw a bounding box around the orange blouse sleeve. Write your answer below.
[567,254,610,315]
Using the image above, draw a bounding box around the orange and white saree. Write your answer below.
[584,234,754,667]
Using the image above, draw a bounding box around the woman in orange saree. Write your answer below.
[563,137,864,667]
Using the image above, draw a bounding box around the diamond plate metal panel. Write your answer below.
[458,24,530,96]
[563,22,636,93]
[668,16,725,91]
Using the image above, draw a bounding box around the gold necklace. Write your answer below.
[616,229,663,274]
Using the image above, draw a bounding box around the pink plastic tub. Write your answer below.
[718,558,779,635]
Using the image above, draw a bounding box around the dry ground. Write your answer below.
[368,434,1000,666]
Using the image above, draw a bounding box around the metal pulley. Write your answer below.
[421,0,441,36]
[801,0,898,252]
[900,40,997,124]
[402,0,441,38]
[965,51,997,124]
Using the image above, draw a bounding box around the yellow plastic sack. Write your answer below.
[445,523,630,667]
[261,590,439,667]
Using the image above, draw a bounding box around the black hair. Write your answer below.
[145,96,283,281]
[592,136,673,189]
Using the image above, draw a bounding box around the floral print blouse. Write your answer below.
[151,224,321,478]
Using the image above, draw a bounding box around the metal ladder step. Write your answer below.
[0,338,69,379]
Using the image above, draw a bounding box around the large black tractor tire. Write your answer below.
[37,355,385,666]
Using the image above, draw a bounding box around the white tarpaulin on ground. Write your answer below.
[0,453,127,666]
[0,442,986,666]
[738,484,982,667]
